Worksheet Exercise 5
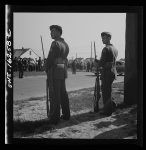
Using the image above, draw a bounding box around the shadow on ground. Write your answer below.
[85,74,96,77]
[13,110,104,136]
[94,106,137,139]
[13,104,137,138]
[13,81,136,139]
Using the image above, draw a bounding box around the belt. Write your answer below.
[54,58,66,64]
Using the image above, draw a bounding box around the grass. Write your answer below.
[13,82,125,137]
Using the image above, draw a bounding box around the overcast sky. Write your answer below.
[14,13,126,60]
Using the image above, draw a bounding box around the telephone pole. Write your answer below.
[91,41,92,59]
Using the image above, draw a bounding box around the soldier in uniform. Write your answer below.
[96,32,118,116]
[18,58,24,78]
[45,25,70,125]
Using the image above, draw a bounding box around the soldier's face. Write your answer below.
[50,28,60,39]
[101,36,111,44]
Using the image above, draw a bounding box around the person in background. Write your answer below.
[71,60,76,74]
[38,57,42,71]
[18,58,24,78]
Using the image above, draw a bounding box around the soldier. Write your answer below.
[97,32,118,116]
[45,25,70,125]
[72,60,76,74]
[87,61,90,72]
[38,57,42,71]
[18,58,24,78]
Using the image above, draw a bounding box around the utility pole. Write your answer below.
[40,35,45,60]
[91,41,92,59]
[94,41,96,59]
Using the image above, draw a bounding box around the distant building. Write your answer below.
[14,47,40,61]
[13,47,29,58]
[84,58,95,63]
[74,57,84,64]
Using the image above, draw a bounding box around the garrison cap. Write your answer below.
[50,25,62,35]
[101,32,112,38]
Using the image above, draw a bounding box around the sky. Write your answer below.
[14,13,126,60]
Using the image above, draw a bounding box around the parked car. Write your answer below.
[93,60,125,76]
[116,60,125,76]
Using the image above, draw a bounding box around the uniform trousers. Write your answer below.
[49,79,70,123]
[101,70,115,114]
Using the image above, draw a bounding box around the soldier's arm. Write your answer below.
[98,47,107,68]
[64,45,69,65]
[45,41,59,71]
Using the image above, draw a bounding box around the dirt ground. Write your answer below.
[13,82,137,139]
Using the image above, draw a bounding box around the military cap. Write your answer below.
[50,25,62,35]
[101,32,112,38]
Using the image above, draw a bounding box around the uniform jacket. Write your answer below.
[99,44,118,80]
[46,38,69,80]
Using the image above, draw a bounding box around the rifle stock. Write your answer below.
[40,35,50,118]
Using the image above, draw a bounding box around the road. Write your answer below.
[13,71,124,101]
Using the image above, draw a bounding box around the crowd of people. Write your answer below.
[68,59,95,74]
[13,57,46,72]
[13,57,46,78]
[13,56,96,77]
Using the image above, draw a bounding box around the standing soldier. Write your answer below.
[18,58,24,78]
[87,61,90,72]
[38,57,42,71]
[45,25,70,125]
[96,32,118,116]
[72,60,76,74]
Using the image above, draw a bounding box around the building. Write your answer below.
[14,47,40,61]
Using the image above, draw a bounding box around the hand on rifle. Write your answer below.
[94,59,100,69]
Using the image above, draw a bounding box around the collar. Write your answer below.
[55,37,64,41]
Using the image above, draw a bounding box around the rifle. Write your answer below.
[40,35,50,118]
[93,41,101,112]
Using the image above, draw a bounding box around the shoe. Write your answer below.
[94,106,99,113]
[48,119,60,125]
[60,115,70,121]
[99,111,112,116]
